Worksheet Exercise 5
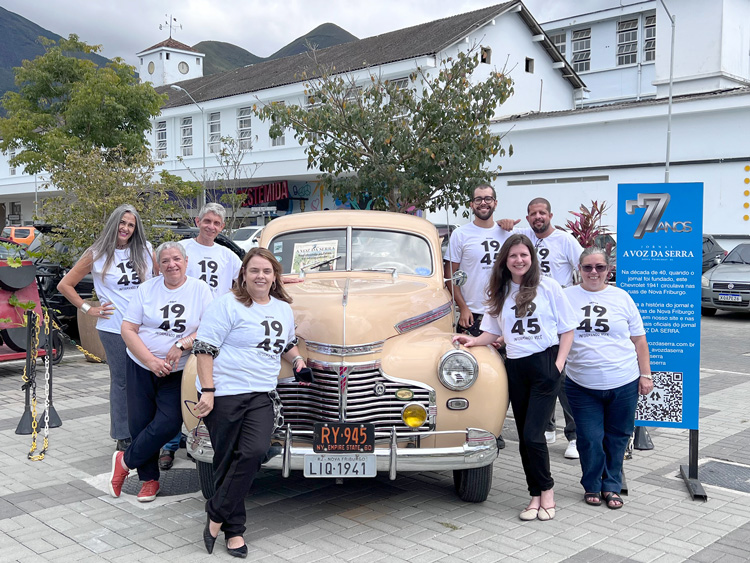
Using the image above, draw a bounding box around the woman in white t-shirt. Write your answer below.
[192,247,307,557]
[564,247,653,510]
[453,234,575,522]
[58,204,155,451]
[108,242,212,503]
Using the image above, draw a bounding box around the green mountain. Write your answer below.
[0,6,111,99]
[196,23,358,76]
[268,23,358,60]
[193,40,263,76]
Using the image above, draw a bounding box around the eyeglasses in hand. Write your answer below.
[471,196,496,204]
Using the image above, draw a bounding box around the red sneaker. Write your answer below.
[137,480,160,502]
[109,451,129,498]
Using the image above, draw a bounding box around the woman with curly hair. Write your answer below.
[453,233,575,521]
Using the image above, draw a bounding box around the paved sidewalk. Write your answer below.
[1,344,749,563]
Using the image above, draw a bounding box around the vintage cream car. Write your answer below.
[182,210,508,502]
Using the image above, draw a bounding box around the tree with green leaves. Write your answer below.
[254,48,514,213]
[0,34,166,175]
[38,147,188,267]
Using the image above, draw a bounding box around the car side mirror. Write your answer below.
[451,270,467,287]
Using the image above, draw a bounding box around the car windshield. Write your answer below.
[723,245,750,265]
[269,228,434,276]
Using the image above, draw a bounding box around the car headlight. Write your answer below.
[438,349,478,391]
[701,275,709,288]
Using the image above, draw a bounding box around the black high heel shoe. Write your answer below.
[203,515,218,554]
[226,537,248,558]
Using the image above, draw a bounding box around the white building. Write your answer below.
[1,0,748,248]
[494,0,750,248]
[0,1,584,226]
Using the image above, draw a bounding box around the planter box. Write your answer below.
[77,301,107,363]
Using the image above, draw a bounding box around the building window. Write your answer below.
[549,32,566,57]
[644,15,656,62]
[8,149,16,176]
[525,58,535,73]
[166,52,170,60]
[481,46,492,64]
[617,19,638,66]
[237,107,252,150]
[571,28,591,72]
[208,112,221,153]
[271,102,285,147]
[180,117,193,157]
[140,57,143,65]
[156,121,167,158]
[196,57,201,65]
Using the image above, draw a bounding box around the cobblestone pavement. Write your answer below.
[0,313,749,562]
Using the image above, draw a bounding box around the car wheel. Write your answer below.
[197,460,216,499]
[453,465,493,503]
[700,307,717,317]
[51,330,64,364]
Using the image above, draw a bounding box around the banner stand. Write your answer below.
[680,429,707,500]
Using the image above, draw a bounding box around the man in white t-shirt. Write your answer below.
[180,203,243,298]
[500,198,583,459]
[444,184,511,449]
[160,203,242,469]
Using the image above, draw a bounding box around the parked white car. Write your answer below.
[231,226,264,252]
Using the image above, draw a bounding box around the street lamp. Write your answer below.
[170,84,207,208]
[658,0,676,183]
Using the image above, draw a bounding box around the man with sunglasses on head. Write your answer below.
[499,197,583,459]
[444,184,512,449]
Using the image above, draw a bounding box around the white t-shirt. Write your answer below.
[444,222,512,313]
[180,238,242,297]
[564,284,645,390]
[480,276,576,359]
[123,276,212,370]
[91,243,154,335]
[514,227,582,288]
[195,293,296,396]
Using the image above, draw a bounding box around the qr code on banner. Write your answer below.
[636,371,683,423]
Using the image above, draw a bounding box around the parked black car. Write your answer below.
[31,225,245,323]
[702,234,728,273]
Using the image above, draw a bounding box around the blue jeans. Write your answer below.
[566,377,639,494]
[98,330,130,440]
[123,358,183,482]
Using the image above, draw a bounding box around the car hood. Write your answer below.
[706,263,750,280]
[287,276,450,346]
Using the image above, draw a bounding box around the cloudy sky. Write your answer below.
[2,0,643,66]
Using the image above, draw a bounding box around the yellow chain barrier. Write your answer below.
[47,310,103,363]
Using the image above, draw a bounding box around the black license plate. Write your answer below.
[313,422,375,453]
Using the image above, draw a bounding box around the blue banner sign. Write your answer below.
[617,183,703,430]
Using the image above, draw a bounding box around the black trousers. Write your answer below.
[123,359,183,482]
[204,392,274,537]
[505,346,562,496]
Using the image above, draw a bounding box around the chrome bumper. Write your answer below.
[187,426,498,478]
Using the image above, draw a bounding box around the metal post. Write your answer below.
[170,84,207,209]
[659,0,676,182]
[15,311,36,435]
[680,429,707,500]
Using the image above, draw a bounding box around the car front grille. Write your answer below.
[712,282,750,291]
[276,362,435,435]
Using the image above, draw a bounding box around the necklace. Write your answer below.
[116,243,128,249]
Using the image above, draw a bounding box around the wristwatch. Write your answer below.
[176,341,185,351]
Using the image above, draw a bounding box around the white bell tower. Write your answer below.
[137,38,204,87]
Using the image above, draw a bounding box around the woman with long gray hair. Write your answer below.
[58,204,156,451]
